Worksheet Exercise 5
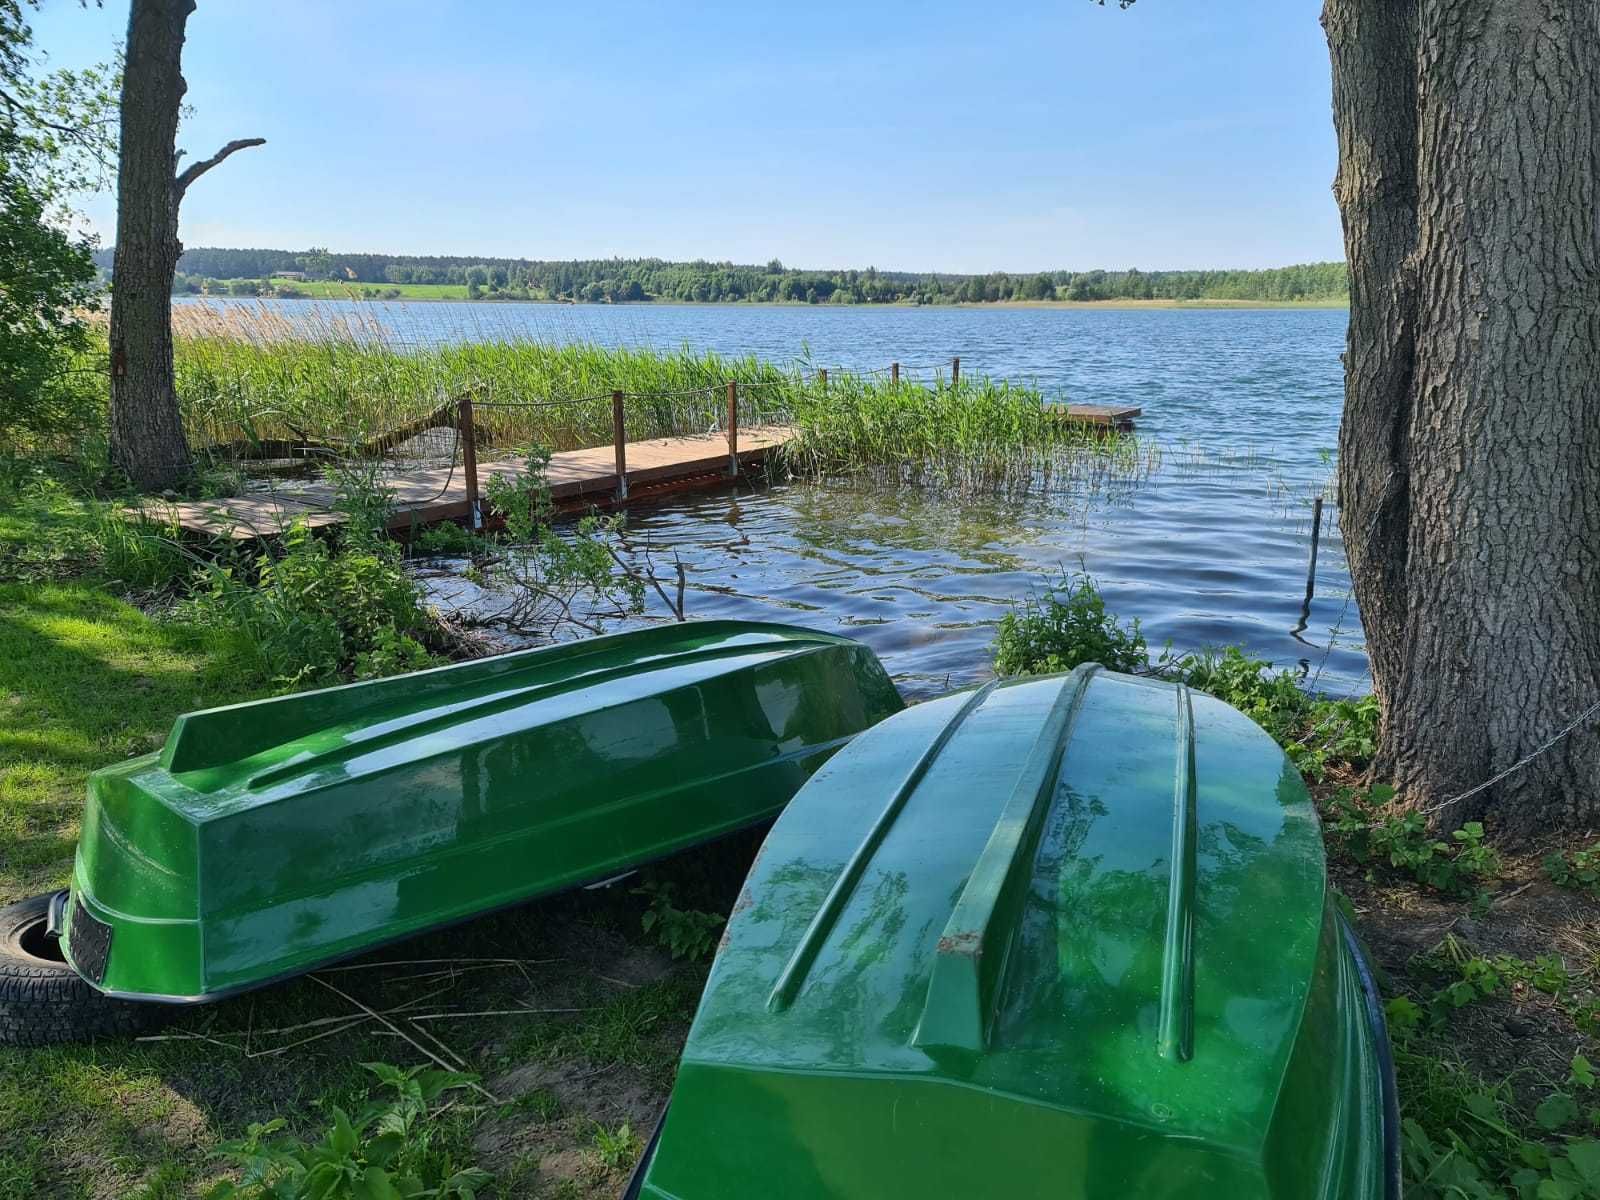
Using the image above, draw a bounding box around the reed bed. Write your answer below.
[163,301,1151,493]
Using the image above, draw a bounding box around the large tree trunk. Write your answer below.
[1324,0,1600,839]
[108,0,194,492]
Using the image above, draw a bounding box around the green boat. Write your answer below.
[0,621,902,1045]
[630,664,1400,1200]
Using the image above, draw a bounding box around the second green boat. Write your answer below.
[633,664,1400,1200]
[46,620,901,1010]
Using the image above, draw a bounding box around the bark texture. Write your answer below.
[108,0,193,491]
[108,0,261,491]
[1324,0,1600,838]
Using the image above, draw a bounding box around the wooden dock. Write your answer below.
[139,426,796,540]
[1048,403,1142,431]
[132,377,1142,539]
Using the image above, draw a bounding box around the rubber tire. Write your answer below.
[0,893,172,1047]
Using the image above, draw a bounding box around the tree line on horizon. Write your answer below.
[89,246,1349,305]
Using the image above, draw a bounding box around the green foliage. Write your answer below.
[2,2,117,452]
[589,1122,640,1170]
[412,520,491,556]
[1392,1040,1600,1200]
[1326,787,1500,900]
[165,315,1143,495]
[0,126,101,448]
[184,522,437,687]
[92,510,197,592]
[993,571,1148,676]
[634,880,724,962]
[1546,843,1600,898]
[206,1062,491,1200]
[156,245,1349,305]
[1406,938,1599,1049]
[1172,646,1379,780]
[782,372,1153,491]
[354,626,434,681]
[478,446,645,637]
[1177,646,1309,737]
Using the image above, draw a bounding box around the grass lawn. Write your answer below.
[0,492,711,1198]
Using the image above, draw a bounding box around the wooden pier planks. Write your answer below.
[137,426,796,540]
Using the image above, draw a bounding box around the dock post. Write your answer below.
[891,361,900,387]
[1304,495,1324,606]
[726,381,739,478]
[612,391,628,501]
[818,368,828,391]
[459,392,482,530]
[951,356,960,387]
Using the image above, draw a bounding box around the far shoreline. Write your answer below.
[175,293,1349,312]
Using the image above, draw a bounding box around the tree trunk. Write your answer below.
[108,0,194,492]
[1324,0,1600,839]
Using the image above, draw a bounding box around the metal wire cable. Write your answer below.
[1416,695,1600,815]
[471,394,614,410]
[621,385,724,399]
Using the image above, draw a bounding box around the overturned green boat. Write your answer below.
[632,665,1399,1200]
[21,621,900,1027]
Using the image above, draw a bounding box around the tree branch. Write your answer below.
[174,136,265,195]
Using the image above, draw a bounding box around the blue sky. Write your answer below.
[31,0,1341,273]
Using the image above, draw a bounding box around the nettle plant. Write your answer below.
[207,1062,490,1200]
[635,880,725,962]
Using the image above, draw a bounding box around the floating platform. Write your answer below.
[135,426,796,540]
[1047,403,1141,431]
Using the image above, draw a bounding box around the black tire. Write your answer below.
[0,893,172,1047]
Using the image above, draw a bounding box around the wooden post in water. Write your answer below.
[611,391,628,501]
[891,361,900,387]
[818,368,828,391]
[459,392,481,530]
[1304,496,1324,607]
[726,380,739,478]
[951,356,960,386]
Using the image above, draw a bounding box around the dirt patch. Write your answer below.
[1336,837,1600,1110]
[477,1056,667,1197]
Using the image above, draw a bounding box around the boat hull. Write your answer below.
[636,665,1398,1200]
[59,621,903,1002]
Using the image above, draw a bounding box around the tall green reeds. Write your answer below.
[163,302,1152,494]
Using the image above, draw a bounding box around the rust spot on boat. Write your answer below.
[937,931,982,957]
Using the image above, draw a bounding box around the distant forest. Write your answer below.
[92,247,1349,305]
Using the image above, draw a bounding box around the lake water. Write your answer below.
[182,299,1365,698]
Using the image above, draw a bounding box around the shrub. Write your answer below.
[993,571,1148,676]
[184,523,437,686]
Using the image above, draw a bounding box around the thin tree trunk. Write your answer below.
[1325,0,1600,838]
[108,0,194,492]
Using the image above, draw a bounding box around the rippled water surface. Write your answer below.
[194,299,1364,698]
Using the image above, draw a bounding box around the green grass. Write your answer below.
[0,581,264,899]
[146,308,1150,493]
[188,280,481,301]
[0,488,707,1197]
